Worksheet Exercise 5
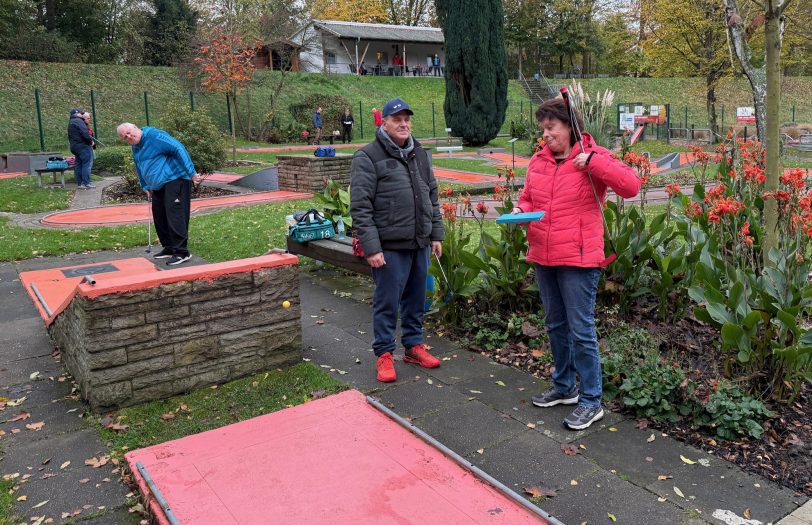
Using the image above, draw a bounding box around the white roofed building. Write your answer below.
[292,20,445,76]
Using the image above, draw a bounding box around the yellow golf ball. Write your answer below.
[282,300,291,309]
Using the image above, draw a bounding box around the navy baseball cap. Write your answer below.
[382,98,414,118]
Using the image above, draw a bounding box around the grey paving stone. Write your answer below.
[420,349,506,385]
[542,469,691,525]
[468,429,599,495]
[0,354,65,391]
[1,429,132,522]
[413,399,528,456]
[0,317,53,361]
[644,450,801,525]
[451,364,542,421]
[376,378,471,418]
[79,507,143,524]
[0,284,39,322]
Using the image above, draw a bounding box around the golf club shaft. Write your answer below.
[147,196,152,252]
[433,252,451,289]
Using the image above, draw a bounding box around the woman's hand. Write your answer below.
[511,207,523,214]
[573,153,591,170]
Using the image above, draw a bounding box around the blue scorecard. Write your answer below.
[495,211,545,224]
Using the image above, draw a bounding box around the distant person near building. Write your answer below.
[372,107,383,129]
[432,53,441,76]
[313,106,323,145]
[341,108,354,144]
[67,108,94,189]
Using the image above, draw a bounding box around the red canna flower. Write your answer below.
[476,201,489,215]
[444,186,453,198]
[666,183,681,198]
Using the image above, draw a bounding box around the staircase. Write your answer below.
[518,72,564,105]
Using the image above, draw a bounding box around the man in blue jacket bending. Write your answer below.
[117,122,197,266]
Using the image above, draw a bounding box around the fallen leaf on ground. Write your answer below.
[61,511,81,519]
[657,497,667,502]
[32,500,49,508]
[9,411,31,422]
[608,427,618,432]
[310,390,327,399]
[160,412,176,421]
[16,495,27,502]
[647,433,656,443]
[680,455,696,465]
[59,461,70,470]
[579,444,586,450]
[29,371,41,380]
[469,390,482,394]
[637,419,649,429]
[657,475,672,481]
[495,380,506,387]
[561,444,580,456]
[524,485,558,498]
[527,423,536,429]
[84,456,110,468]
[673,486,685,498]
[645,456,654,462]
[570,480,578,486]
[476,448,484,454]
[608,512,617,521]
[78,478,90,484]
[7,397,26,406]
[26,421,45,431]
[698,458,710,467]
[743,509,751,519]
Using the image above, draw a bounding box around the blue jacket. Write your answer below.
[131,127,196,191]
[313,111,323,129]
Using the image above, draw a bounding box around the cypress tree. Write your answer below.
[435,0,508,146]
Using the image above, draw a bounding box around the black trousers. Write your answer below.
[152,178,192,256]
[342,125,352,143]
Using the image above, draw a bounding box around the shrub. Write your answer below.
[92,146,131,176]
[289,94,351,137]
[692,382,775,440]
[120,152,141,195]
[160,103,226,175]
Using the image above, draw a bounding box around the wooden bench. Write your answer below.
[34,167,67,188]
[286,236,371,276]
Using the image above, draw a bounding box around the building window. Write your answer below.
[326,52,337,64]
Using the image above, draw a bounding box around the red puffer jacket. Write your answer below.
[518,133,640,268]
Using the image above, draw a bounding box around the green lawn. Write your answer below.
[0,477,14,525]
[432,157,528,178]
[0,176,73,213]
[0,197,317,262]
[97,363,346,452]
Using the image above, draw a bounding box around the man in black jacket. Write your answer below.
[67,108,95,189]
[350,98,444,383]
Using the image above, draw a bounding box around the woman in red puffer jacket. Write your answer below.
[513,98,640,431]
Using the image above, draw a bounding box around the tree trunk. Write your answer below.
[724,0,767,141]
[706,74,719,139]
[762,9,783,266]
[229,93,237,162]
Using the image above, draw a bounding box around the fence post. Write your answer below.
[359,101,363,139]
[684,107,688,130]
[34,88,45,151]
[90,90,98,140]
[520,99,523,117]
[226,94,232,135]
[143,91,151,126]
[792,104,796,122]
[189,92,195,112]
[665,104,670,145]
[432,102,436,138]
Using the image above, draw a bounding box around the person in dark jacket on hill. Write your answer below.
[514,98,640,430]
[312,106,323,145]
[117,122,198,266]
[350,97,444,383]
[67,108,95,189]
[340,108,354,144]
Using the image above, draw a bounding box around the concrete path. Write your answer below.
[1,251,809,525]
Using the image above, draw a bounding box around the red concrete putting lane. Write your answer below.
[0,172,28,180]
[19,258,159,325]
[482,152,532,168]
[205,172,244,183]
[126,390,548,525]
[41,190,311,227]
[434,168,498,184]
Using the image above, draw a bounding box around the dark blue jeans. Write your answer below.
[371,247,429,356]
[71,147,93,186]
[534,265,602,408]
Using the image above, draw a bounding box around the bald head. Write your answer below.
[117,122,142,145]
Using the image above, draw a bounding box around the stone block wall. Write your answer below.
[48,258,302,410]
[277,154,353,193]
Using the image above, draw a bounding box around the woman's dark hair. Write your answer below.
[535,98,584,146]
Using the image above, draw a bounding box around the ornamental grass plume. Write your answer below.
[566,80,615,148]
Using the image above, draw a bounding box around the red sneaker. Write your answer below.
[404,344,441,369]
[376,352,397,383]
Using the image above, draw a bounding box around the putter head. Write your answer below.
[145,246,152,254]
